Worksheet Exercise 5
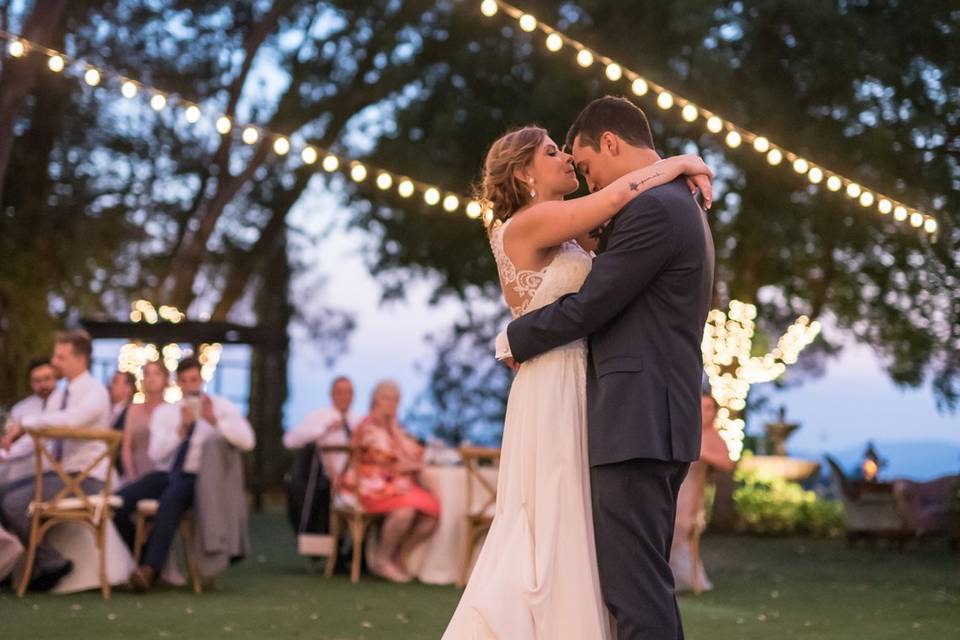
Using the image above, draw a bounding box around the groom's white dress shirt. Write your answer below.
[20,371,111,481]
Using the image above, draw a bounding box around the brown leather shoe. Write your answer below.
[130,565,157,592]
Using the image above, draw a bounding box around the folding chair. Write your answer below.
[323,444,384,583]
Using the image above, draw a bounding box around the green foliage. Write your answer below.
[733,461,843,538]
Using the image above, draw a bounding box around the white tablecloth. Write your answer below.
[404,465,498,585]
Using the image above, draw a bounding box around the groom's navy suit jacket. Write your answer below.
[507,177,715,467]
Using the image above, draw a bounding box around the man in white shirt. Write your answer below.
[0,330,111,591]
[284,376,360,480]
[1,358,62,487]
[113,356,255,591]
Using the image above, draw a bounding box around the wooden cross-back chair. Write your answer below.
[17,427,123,599]
[320,444,385,583]
[458,446,501,587]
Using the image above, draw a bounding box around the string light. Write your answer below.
[631,78,649,96]
[376,172,393,190]
[466,200,483,218]
[241,126,259,145]
[350,163,368,182]
[878,198,892,215]
[322,154,340,172]
[0,30,484,222]
[7,39,24,57]
[398,179,416,198]
[702,300,820,460]
[273,136,290,155]
[120,301,196,404]
[184,105,201,123]
[859,191,874,207]
[477,2,938,236]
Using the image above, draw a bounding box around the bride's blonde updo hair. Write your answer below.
[478,125,548,230]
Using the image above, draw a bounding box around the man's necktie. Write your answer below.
[341,415,352,439]
[170,420,196,477]
[52,387,69,461]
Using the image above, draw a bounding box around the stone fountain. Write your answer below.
[737,406,820,482]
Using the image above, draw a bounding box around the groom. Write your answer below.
[498,96,714,639]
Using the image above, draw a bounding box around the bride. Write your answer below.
[443,125,711,639]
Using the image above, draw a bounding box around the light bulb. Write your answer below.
[576,49,594,68]
[301,146,318,164]
[273,137,290,155]
[725,131,742,148]
[859,191,874,207]
[909,212,923,228]
[322,154,339,172]
[350,163,367,182]
[846,183,861,199]
[923,218,937,234]
[767,149,782,165]
[216,116,232,134]
[631,78,648,96]
[792,158,809,174]
[545,33,563,52]
[48,55,65,72]
[376,172,393,190]
[8,40,25,57]
[518,14,537,32]
[877,198,892,214]
[893,205,907,221]
[184,105,201,123]
[605,63,622,82]
[826,175,842,191]
[480,0,498,17]
[681,104,698,122]
[443,195,460,212]
[707,116,723,133]
[121,81,138,98]
[424,187,441,205]
[150,94,167,111]
[752,136,770,153]
[807,167,823,184]
[656,92,674,110]
[242,126,259,145]
[84,68,101,86]
[398,179,415,198]
[466,201,483,218]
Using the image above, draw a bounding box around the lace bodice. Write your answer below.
[490,219,593,319]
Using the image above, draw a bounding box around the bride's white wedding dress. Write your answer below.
[443,220,614,640]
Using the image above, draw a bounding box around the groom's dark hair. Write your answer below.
[565,96,656,152]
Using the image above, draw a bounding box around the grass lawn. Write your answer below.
[2,508,957,639]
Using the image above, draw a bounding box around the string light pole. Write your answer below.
[702,300,821,461]
[476,1,939,238]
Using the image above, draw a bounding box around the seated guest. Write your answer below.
[0,330,111,591]
[108,370,136,477]
[340,380,439,582]
[1,358,63,487]
[121,361,168,483]
[113,356,255,591]
[670,391,735,593]
[284,375,361,478]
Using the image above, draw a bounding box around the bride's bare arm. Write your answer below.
[507,155,711,251]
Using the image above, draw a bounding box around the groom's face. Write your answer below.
[570,133,620,193]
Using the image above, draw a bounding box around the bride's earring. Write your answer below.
[528,177,537,200]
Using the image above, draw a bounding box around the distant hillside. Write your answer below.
[793,440,960,481]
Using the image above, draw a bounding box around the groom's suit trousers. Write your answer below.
[591,458,689,640]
